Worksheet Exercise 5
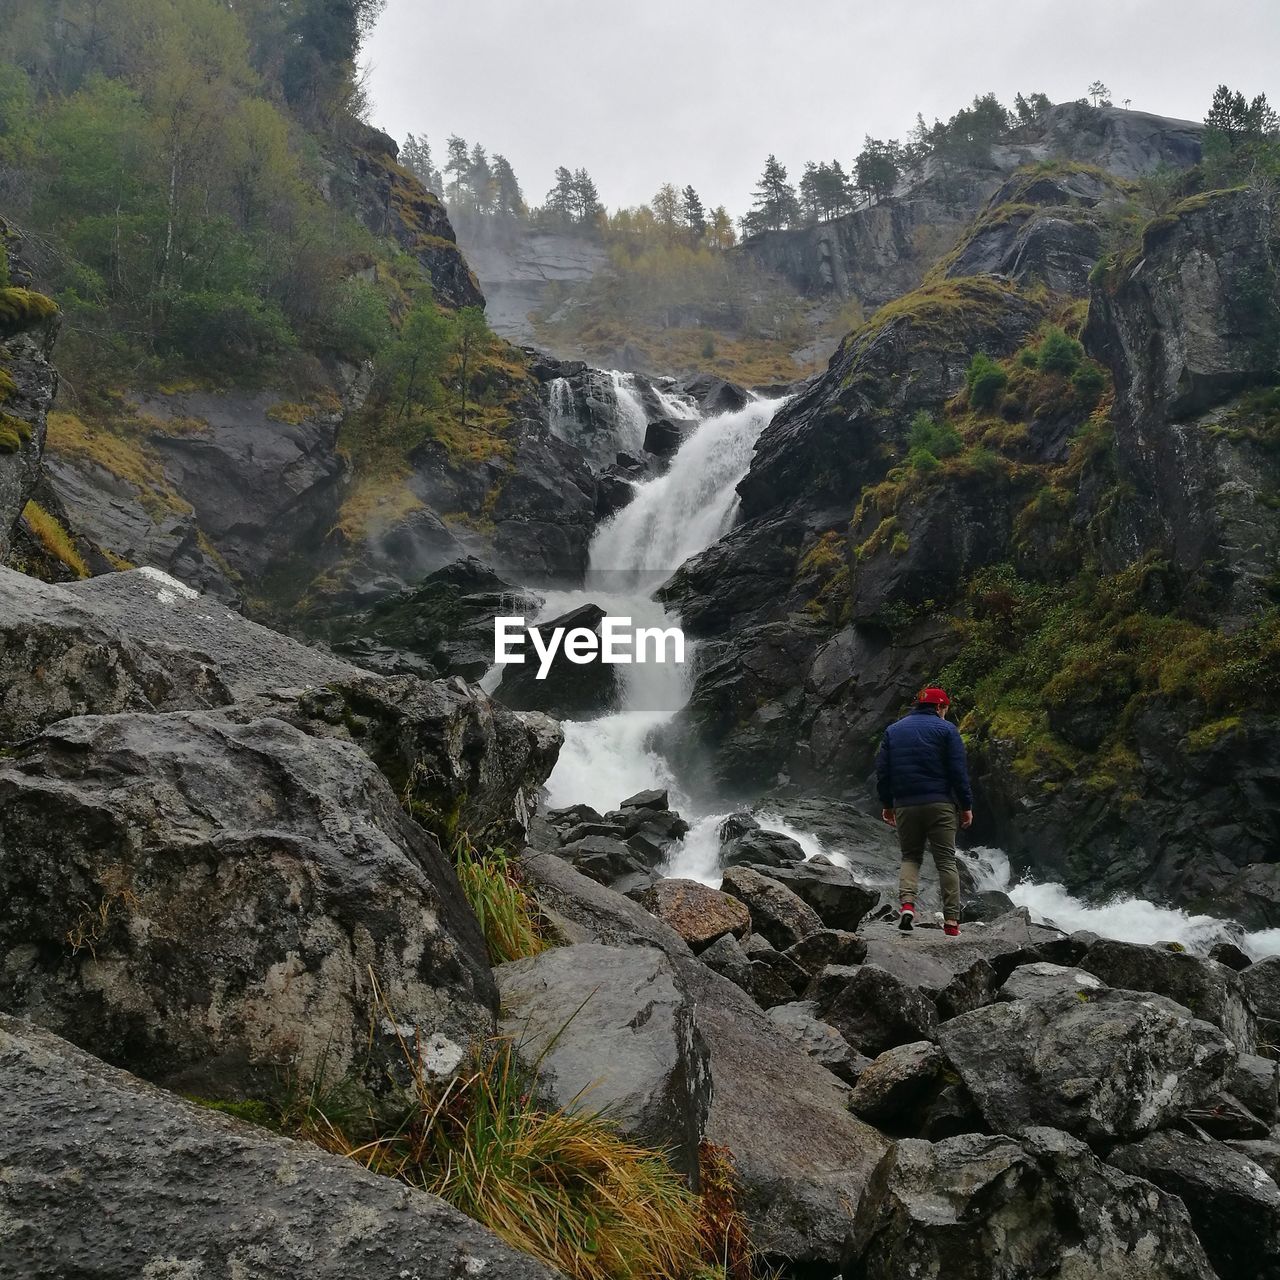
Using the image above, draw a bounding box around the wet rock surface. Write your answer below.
[0,710,497,1100]
[496,942,710,1177]
[849,1126,1218,1280]
[0,1014,558,1280]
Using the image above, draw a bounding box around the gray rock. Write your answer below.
[849,1126,1218,1280]
[559,834,648,885]
[291,673,561,847]
[1209,940,1254,971]
[818,963,940,1057]
[737,859,881,933]
[997,960,1109,1003]
[495,603,620,720]
[1110,1127,1280,1280]
[514,846,692,955]
[496,943,709,1177]
[0,1015,560,1280]
[766,1000,868,1084]
[1231,1051,1280,1126]
[1227,1138,1280,1184]
[859,928,999,1019]
[720,865,824,949]
[940,988,1235,1142]
[1079,937,1257,1052]
[0,567,233,740]
[963,888,1016,922]
[675,957,890,1271]
[746,947,810,1009]
[849,1041,946,1127]
[783,928,869,977]
[699,931,755,991]
[1243,955,1280,1034]
[721,826,808,868]
[621,787,668,810]
[0,711,496,1100]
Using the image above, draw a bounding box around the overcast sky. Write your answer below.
[365,0,1280,217]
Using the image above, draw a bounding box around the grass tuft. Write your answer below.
[451,837,550,964]
[22,501,89,578]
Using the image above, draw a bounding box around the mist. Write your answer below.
[365,0,1280,216]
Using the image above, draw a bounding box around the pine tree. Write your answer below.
[444,134,470,204]
[544,166,577,224]
[467,143,493,214]
[680,184,706,239]
[571,168,603,226]
[746,154,800,234]
[1088,80,1111,108]
[652,182,681,241]
[854,137,900,203]
[401,133,441,193]
[491,154,526,220]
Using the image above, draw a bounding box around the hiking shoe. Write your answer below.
[944,922,961,937]
[898,905,915,932]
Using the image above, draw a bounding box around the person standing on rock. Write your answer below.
[875,686,972,937]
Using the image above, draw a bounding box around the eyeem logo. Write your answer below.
[494,616,685,680]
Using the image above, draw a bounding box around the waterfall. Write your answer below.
[606,371,651,456]
[524,376,1280,961]
[546,377,575,441]
[540,397,786,813]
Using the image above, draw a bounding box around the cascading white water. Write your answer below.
[606,371,652,457]
[540,397,786,813]
[546,377,575,441]
[964,847,1280,959]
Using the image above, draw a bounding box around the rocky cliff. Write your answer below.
[663,180,1280,924]
[739,104,1204,310]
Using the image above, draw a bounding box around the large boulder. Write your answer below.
[675,957,891,1271]
[0,569,561,847]
[849,1041,946,1128]
[720,864,824,948]
[766,1000,868,1084]
[848,1126,1218,1280]
[939,988,1235,1141]
[1078,937,1257,1052]
[514,841,890,1271]
[636,878,751,952]
[495,602,620,719]
[1110,1127,1280,1280]
[736,858,881,933]
[0,711,497,1099]
[0,567,233,740]
[1243,955,1280,1034]
[0,1014,557,1280]
[817,963,940,1057]
[495,943,710,1177]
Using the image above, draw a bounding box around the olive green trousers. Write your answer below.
[895,802,962,922]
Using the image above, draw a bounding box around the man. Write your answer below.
[875,686,973,937]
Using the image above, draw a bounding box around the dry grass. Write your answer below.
[21,500,89,578]
[65,865,138,957]
[45,410,191,520]
[290,1015,724,1280]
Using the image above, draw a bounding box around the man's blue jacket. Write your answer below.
[875,705,974,809]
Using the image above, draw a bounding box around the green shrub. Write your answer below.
[1072,362,1107,407]
[162,290,294,369]
[1034,326,1084,375]
[315,277,392,362]
[908,409,962,469]
[966,352,1008,409]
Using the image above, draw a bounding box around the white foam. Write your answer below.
[965,846,1280,959]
